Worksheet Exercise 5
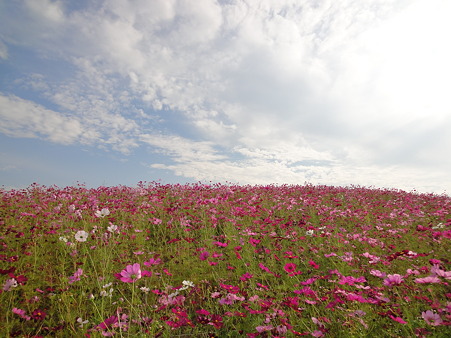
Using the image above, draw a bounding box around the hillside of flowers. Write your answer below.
[1,182,450,337]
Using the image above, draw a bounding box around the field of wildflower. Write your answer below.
[1,182,450,337]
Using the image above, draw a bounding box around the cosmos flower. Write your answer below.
[422,310,443,326]
[116,263,141,283]
[383,274,404,286]
[94,208,110,218]
[143,257,161,266]
[3,278,18,291]
[68,268,83,284]
[77,317,89,328]
[284,263,302,276]
[415,276,441,284]
[74,230,89,242]
[107,224,118,232]
[31,309,47,321]
[12,308,31,321]
[240,272,253,281]
[182,280,195,288]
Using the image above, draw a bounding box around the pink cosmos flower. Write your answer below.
[94,315,119,335]
[219,283,240,294]
[12,308,31,320]
[196,309,211,316]
[219,293,244,305]
[309,260,320,269]
[256,283,269,290]
[116,263,141,283]
[163,268,172,276]
[249,238,261,246]
[211,292,221,298]
[68,268,83,284]
[431,264,451,279]
[143,257,161,266]
[283,263,302,276]
[256,325,274,333]
[311,330,324,337]
[339,275,366,285]
[422,310,443,326]
[218,297,233,305]
[370,269,386,278]
[276,325,288,334]
[249,295,260,302]
[406,269,420,276]
[324,252,337,257]
[259,263,271,273]
[383,274,403,286]
[31,309,47,321]
[389,315,407,324]
[415,276,441,284]
[199,251,210,260]
[284,263,297,273]
[209,314,223,328]
[301,277,318,285]
[240,273,253,281]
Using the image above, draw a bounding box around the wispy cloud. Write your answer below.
[0,94,84,144]
[0,40,7,60]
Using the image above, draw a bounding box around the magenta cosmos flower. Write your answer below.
[284,263,302,276]
[116,263,141,283]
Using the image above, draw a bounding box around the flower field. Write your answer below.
[1,182,450,337]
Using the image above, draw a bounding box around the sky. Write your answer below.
[1,0,450,195]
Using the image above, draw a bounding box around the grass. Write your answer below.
[0,182,450,337]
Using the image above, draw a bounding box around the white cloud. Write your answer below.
[0,94,84,144]
[0,40,8,60]
[24,0,64,23]
[0,92,140,154]
[0,0,450,194]
[140,133,226,163]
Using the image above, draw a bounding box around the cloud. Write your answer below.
[24,0,65,23]
[0,0,450,194]
[0,94,84,144]
[0,40,8,60]
[140,133,226,163]
[0,92,140,154]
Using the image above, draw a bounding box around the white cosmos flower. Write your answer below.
[107,224,118,232]
[306,230,314,236]
[77,317,89,328]
[432,223,444,229]
[100,288,113,297]
[95,208,110,218]
[75,230,89,242]
[3,278,18,291]
[182,280,195,288]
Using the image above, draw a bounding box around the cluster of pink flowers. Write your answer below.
[1,182,450,336]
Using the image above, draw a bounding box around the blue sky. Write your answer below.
[1,0,450,195]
